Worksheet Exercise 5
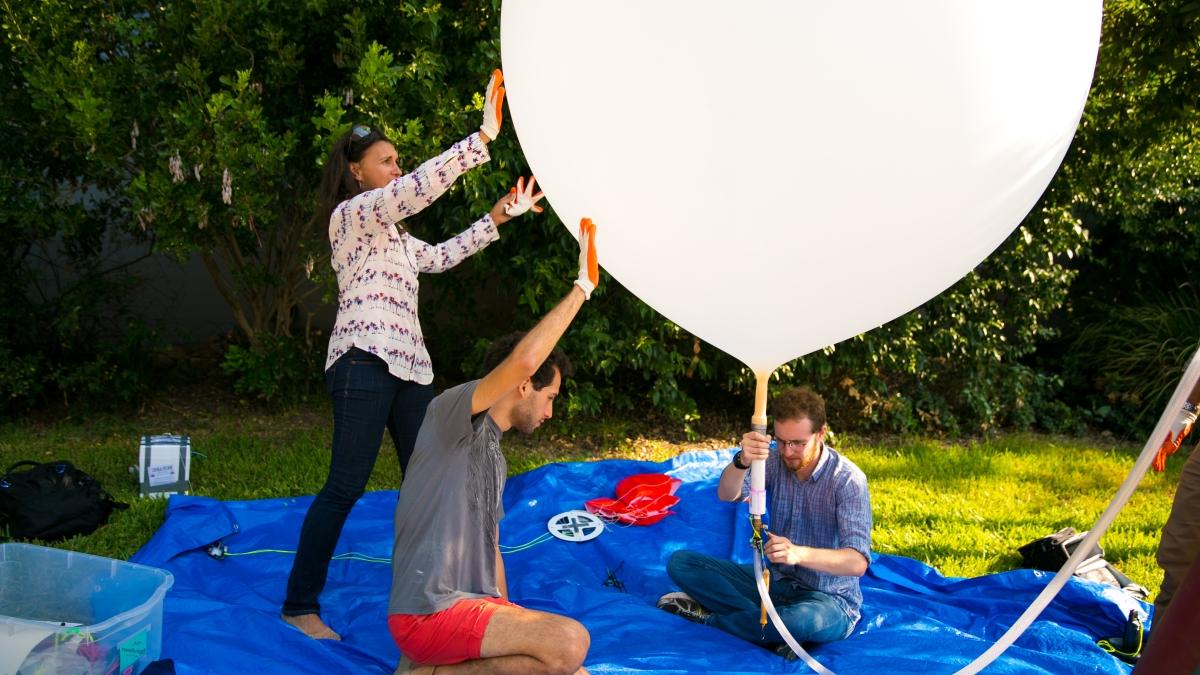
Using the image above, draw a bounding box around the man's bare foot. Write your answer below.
[282,613,341,640]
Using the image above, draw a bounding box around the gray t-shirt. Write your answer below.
[388,380,507,615]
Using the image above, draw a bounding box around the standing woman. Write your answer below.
[282,71,544,640]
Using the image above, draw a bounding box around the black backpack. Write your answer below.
[0,460,129,541]
[1017,526,1149,601]
[1017,526,1103,570]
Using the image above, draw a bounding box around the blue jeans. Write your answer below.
[666,550,854,646]
[282,348,435,616]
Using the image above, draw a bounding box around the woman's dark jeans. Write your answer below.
[282,348,434,617]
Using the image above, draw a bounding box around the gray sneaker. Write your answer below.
[773,643,801,661]
[656,591,711,624]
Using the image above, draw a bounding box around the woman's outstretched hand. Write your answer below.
[480,70,505,143]
[503,176,545,217]
[491,176,544,225]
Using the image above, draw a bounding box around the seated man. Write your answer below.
[387,221,598,675]
[658,386,872,656]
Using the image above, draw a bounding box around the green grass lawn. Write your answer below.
[0,397,1184,599]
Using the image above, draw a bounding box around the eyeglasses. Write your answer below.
[771,436,815,451]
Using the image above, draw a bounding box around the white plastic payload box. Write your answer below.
[137,434,191,499]
[0,543,174,675]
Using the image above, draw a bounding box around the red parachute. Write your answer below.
[585,473,682,525]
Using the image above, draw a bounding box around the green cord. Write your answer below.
[217,534,554,562]
[1096,620,1143,658]
[499,533,554,553]
[219,538,549,559]
[223,548,391,564]
[224,548,295,556]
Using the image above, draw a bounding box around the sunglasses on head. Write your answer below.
[345,125,377,158]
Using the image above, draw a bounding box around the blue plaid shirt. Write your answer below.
[742,445,872,620]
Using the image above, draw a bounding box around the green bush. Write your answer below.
[220,333,325,403]
[1047,2,1200,434]
[0,346,44,412]
[0,316,159,415]
[0,240,160,415]
[1069,285,1200,434]
[51,322,159,410]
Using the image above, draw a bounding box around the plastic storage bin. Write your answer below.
[0,543,174,675]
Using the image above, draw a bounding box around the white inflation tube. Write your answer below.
[750,457,767,517]
[750,376,770,518]
[956,345,1200,675]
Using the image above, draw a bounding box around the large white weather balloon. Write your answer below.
[501,1,1102,377]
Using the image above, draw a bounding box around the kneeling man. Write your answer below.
[388,221,598,674]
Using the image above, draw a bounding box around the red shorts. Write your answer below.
[388,596,517,666]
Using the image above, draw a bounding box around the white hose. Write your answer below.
[750,458,767,517]
[955,345,1200,674]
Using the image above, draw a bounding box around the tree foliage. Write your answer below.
[0,0,518,405]
[0,0,161,411]
[1045,0,1200,432]
[1,1,1195,433]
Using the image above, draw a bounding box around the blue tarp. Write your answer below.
[132,449,1145,674]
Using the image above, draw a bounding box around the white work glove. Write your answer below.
[574,218,599,300]
[1154,402,1198,472]
[503,176,545,217]
[480,69,505,141]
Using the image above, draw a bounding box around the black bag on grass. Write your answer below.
[0,460,128,541]
[1018,527,1149,601]
[1018,526,1103,570]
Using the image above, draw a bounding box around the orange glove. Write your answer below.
[574,218,599,300]
[480,69,505,141]
[1153,403,1197,471]
[503,176,545,217]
